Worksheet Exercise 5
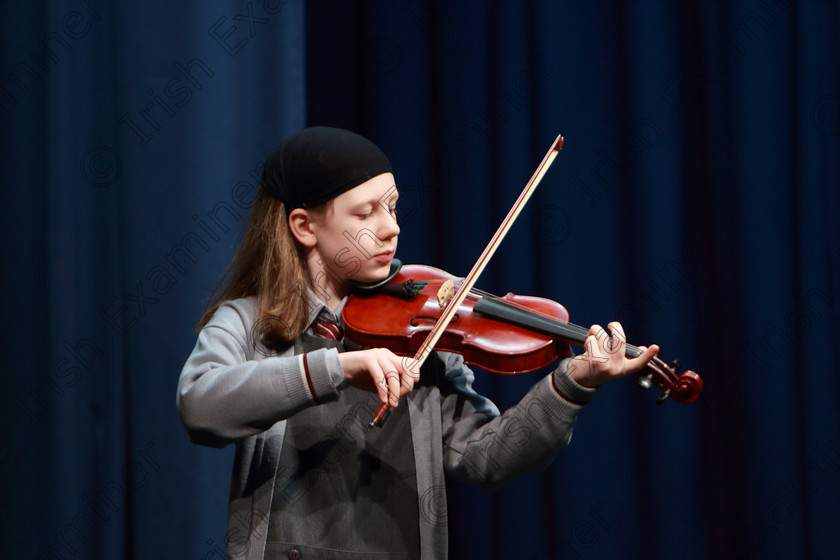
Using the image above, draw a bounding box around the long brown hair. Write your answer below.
[199,188,316,346]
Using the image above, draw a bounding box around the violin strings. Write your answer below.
[411,279,642,356]
[469,288,644,356]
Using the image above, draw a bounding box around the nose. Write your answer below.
[378,210,400,241]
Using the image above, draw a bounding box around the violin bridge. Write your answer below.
[437,279,456,309]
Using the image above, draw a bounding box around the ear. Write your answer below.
[287,208,318,248]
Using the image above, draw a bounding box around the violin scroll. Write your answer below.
[636,354,704,405]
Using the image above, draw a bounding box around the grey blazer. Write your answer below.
[177,295,596,559]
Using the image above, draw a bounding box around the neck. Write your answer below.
[305,251,349,309]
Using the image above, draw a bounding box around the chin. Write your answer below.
[356,261,392,283]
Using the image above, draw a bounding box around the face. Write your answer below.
[306,173,400,299]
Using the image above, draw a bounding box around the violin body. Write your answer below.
[343,264,572,374]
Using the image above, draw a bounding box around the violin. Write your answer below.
[343,261,704,408]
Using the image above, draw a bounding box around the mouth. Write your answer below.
[372,250,395,264]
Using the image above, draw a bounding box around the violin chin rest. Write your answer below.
[349,258,403,293]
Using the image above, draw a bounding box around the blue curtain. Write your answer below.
[2,1,839,559]
[1,1,305,558]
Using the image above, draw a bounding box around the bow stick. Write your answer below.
[370,133,565,427]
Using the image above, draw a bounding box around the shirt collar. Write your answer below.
[305,288,347,329]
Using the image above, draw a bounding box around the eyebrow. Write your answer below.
[382,190,399,205]
[345,185,399,212]
[351,189,399,210]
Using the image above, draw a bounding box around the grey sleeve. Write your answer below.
[440,354,597,491]
[176,303,344,448]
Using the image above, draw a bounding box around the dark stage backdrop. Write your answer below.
[2,1,839,559]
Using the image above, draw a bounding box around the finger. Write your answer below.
[583,325,601,356]
[644,344,659,360]
[398,379,413,400]
[363,352,392,405]
[630,344,659,368]
[595,324,623,356]
[602,325,625,355]
[587,325,608,361]
[382,361,402,408]
[383,354,408,402]
[404,356,422,382]
[398,362,415,398]
[606,321,627,350]
[607,321,625,337]
[372,365,390,406]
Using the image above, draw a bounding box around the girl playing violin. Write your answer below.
[177,126,659,560]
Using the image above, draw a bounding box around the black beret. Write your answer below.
[261,126,392,212]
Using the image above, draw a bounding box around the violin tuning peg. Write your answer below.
[656,348,664,358]
[670,359,682,374]
[637,375,653,390]
[656,390,671,405]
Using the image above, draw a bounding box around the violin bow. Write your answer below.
[370,133,565,427]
